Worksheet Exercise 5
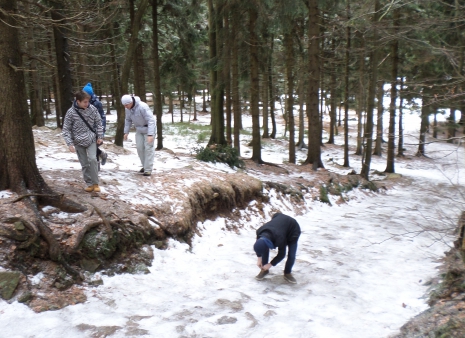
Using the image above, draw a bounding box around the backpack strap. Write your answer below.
[74,108,97,136]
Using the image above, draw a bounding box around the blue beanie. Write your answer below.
[83,83,94,96]
[253,238,268,257]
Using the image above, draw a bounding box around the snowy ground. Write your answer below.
[1,97,464,337]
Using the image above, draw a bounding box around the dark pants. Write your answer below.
[262,241,298,274]
[96,144,101,160]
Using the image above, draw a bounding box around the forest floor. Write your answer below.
[0,97,464,337]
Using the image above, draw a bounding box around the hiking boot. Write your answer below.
[139,168,145,173]
[143,171,152,176]
[100,149,108,165]
[93,184,101,193]
[284,273,297,284]
[84,186,94,192]
[255,269,269,281]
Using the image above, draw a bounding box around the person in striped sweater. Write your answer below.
[62,91,104,192]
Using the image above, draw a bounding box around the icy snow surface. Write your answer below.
[1,97,464,337]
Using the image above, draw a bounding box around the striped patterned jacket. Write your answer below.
[62,102,103,148]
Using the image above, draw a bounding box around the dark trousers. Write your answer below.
[262,241,298,274]
[96,144,101,160]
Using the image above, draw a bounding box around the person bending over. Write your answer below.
[253,213,301,283]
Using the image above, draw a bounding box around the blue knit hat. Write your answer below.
[83,83,94,96]
[253,238,268,257]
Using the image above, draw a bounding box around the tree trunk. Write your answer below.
[355,31,365,155]
[135,43,147,102]
[297,70,306,149]
[26,6,44,127]
[152,0,163,149]
[416,89,430,156]
[304,0,323,169]
[117,0,149,145]
[385,8,399,173]
[109,22,125,147]
[231,9,241,152]
[447,108,456,143]
[373,79,384,155]
[361,0,380,179]
[169,95,174,123]
[249,2,262,163]
[262,60,270,139]
[51,2,74,124]
[207,0,226,146]
[285,32,296,163]
[202,88,207,112]
[224,7,232,144]
[269,35,276,139]
[397,77,404,157]
[433,109,438,139]
[328,40,337,145]
[343,5,351,167]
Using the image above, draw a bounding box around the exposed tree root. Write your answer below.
[68,220,103,253]
[90,204,113,239]
[9,193,62,204]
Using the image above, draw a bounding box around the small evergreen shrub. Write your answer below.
[193,144,244,169]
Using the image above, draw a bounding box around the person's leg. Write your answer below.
[75,144,92,187]
[143,134,155,172]
[135,132,145,168]
[284,241,298,274]
[86,142,99,185]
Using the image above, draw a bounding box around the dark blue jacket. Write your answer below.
[256,213,301,266]
[90,94,106,134]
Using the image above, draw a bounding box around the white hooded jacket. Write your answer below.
[123,96,156,136]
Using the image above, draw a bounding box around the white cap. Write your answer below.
[121,94,132,105]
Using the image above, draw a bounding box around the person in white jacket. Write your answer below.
[122,95,157,176]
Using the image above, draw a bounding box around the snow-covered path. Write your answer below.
[1,170,461,337]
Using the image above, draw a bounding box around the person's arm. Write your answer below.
[95,101,106,133]
[94,107,103,143]
[144,104,156,138]
[62,110,75,152]
[123,109,132,140]
[269,246,286,267]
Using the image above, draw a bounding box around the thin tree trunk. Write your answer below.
[169,95,174,123]
[385,8,399,173]
[249,2,262,163]
[433,109,438,139]
[447,108,456,143]
[231,10,241,152]
[416,89,429,156]
[152,0,163,149]
[361,0,380,179]
[373,79,384,155]
[262,60,270,138]
[397,77,404,157]
[269,35,276,139]
[202,88,207,112]
[224,7,232,144]
[328,40,337,144]
[304,0,323,169]
[343,4,351,167]
[297,70,306,149]
[51,2,73,124]
[355,31,365,155]
[109,22,125,146]
[285,32,296,164]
